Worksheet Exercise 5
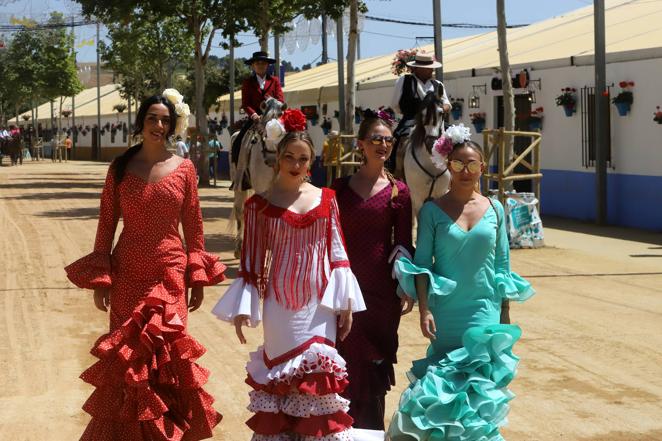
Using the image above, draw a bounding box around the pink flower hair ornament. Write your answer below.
[431,124,472,170]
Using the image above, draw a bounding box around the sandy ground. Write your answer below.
[0,160,661,441]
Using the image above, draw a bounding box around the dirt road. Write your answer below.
[1,161,660,440]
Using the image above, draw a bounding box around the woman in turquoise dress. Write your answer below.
[387,129,535,441]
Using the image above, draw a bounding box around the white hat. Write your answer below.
[406,52,442,69]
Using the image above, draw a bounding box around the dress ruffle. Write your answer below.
[495,271,535,302]
[211,277,262,326]
[246,343,349,396]
[394,257,457,302]
[246,342,354,438]
[65,251,112,290]
[388,324,522,441]
[186,251,227,287]
[79,270,222,440]
[320,267,367,312]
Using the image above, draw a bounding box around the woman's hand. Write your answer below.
[337,299,353,341]
[234,314,250,344]
[400,296,415,315]
[188,286,204,312]
[420,309,436,340]
[93,288,110,312]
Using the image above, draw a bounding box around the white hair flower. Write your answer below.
[445,124,472,145]
[174,102,190,137]
[265,118,285,142]
[162,88,184,106]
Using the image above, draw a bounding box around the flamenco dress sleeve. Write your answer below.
[319,194,367,313]
[211,197,262,326]
[182,162,226,287]
[493,201,535,302]
[64,167,118,290]
[393,202,456,302]
[388,182,415,289]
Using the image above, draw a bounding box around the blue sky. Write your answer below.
[1,0,594,67]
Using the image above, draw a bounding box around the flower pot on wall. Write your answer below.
[529,119,542,130]
[563,105,575,117]
[615,102,630,116]
[473,121,485,133]
[451,108,462,120]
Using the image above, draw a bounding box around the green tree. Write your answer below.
[100,13,194,103]
[179,55,250,112]
[40,13,84,136]
[2,25,45,131]
[76,0,252,185]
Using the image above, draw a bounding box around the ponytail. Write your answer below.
[384,169,399,206]
[113,143,143,184]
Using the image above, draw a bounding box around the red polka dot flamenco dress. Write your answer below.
[65,160,226,440]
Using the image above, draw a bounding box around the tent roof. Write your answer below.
[213,0,662,108]
[20,84,129,121]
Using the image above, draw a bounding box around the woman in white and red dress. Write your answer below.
[213,110,367,440]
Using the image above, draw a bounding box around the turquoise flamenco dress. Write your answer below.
[387,199,535,441]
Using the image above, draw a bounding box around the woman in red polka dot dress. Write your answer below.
[65,92,226,440]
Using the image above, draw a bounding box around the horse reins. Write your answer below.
[411,137,448,202]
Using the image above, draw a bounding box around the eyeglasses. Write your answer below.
[145,115,171,127]
[369,135,394,145]
[449,159,482,173]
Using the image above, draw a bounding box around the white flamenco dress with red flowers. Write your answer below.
[213,188,369,440]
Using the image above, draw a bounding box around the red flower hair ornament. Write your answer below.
[281,109,307,132]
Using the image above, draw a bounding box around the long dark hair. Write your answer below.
[112,95,177,183]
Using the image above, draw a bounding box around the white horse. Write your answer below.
[403,91,451,219]
[229,97,286,257]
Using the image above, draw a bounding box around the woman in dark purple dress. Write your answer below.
[333,110,414,430]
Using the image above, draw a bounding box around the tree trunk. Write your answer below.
[497,0,514,190]
[259,2,270,52]
[344,2,358,135]
[193,12,210,186]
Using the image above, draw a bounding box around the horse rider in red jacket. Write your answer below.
[231,51,284,173]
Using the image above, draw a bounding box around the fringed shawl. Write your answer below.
[239,188,349,310]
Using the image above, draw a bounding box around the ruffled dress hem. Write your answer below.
[388,324,522,441]
[78,269,222,440]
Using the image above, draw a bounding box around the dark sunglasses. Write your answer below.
[449,159,482,173]
[369,135,395,145]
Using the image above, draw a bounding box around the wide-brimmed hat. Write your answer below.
[245,51,276,65]
[406,52,442,69]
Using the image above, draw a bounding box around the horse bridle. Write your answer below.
[248,121,278,166]
[411,136,448,202]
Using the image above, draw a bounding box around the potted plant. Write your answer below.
[654,106,662,125]
[61,110,72,118]
[391,48,418,76]
[612,81,634,116]
[529,106,544,130]
[470,112,486,133]
[450,98,464,120]
[556,88,577,116]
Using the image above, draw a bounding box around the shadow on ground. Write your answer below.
[36,207,99,220]
[543,216,662,245]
